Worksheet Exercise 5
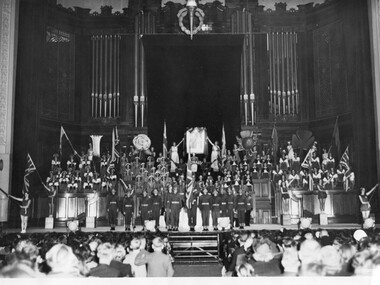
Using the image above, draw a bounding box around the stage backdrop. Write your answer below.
[143,35,243,156]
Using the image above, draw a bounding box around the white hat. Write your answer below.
[353,229,367,242]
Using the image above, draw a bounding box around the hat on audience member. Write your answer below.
[353,229,367,242]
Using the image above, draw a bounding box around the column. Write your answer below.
[0,0,18,222]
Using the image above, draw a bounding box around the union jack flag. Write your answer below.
[339,146,350,171]
[111,126,120,163]
[24,154,36,193]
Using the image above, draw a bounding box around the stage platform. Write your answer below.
[1,223,372,235]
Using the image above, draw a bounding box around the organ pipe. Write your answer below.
[268,31,299,116]
[91,35,120,118]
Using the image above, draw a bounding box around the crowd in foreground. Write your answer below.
[0,228,380,277]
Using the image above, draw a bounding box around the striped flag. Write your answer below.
[111,126,120,163]
[301,149,312,169]
[339,146,350,170]
[24,154,37,193]
[185,153,194,209]
[163,120,168,158]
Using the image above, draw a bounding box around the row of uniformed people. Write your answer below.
[276,166,351,191]
[106,184,253,232]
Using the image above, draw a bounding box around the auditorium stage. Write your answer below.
[2,223,371,234]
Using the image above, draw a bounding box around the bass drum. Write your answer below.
[133,134,151,151]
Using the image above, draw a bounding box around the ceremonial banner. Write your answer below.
[90,135,103,157]
[186,127,207,154]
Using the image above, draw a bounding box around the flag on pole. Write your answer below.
[301,149,312,169]
[163,120,168,158]
[59,126,68,155]
[24,154,37,193]
[59,126,79,157]
[271,125,278,165]
[185,153,194,209]
[111,126,120,163]
[339,146,350,170]
[332,116,341,158]
[221,124,226,163]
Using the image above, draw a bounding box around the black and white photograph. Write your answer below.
[0,0,380,282]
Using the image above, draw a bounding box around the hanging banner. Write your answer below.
[186,127,207,154]
[90,135,103,157]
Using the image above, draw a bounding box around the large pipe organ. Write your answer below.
[11,0,377,226]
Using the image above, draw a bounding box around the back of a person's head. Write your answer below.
[340,243,357,263]
[253,243,273,262]
[130,238,141,251]
[46,244,79,272]
[299,239,321,265]
[299,262,326,276]
[97,242,115,260]
[238,233,248,245]
[352,248,375,275]
[113,244,126,261]
[320,245,343,275]
[152,237,164,252]
[0,262,37,278]
[236,262,255,277]
[281,247,300,274]
[15,240,39,263]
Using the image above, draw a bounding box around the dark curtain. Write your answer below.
[144,35,243,156]
[343,0,378,218]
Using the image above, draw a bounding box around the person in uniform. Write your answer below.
[150,188,162,229]
[8,190,31,233]
[186,187,198,232]
[92,172,102,192]
[279,175,290,214]
[164,184,173,231]
[359,184,378,221]
[226,187,235,228]
[234,188,246,229]
[83,175,94,193]
[107,188,119,231]
[244,190,252,227]
[316,185,327,212]
[170,186,182,231]
[199,187,211,231]
[140,189,150,230]
[220,186,228,219]
[66,154,77,171]
[67,176,78,193]
[123,190,134,231]
[211,189,221,231]
[170,141,180,173]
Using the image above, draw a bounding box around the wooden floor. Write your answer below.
[1,223,369,234]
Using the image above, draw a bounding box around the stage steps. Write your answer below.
[168,232,220,264]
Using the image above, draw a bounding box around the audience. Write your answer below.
[1,228,380,277]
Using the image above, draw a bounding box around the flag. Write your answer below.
[59,126,79,157]
[221,124,226,163]
[332,116,341,158]
[59,126,68,155]
[271,125,278,165]
[185,153,194,209]
[24,154,37,193]
[163,120,168,158]
[339,146,350,170]
[301,149,312,169]
[111,126,120,163]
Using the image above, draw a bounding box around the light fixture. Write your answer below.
[178,0,205,40]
